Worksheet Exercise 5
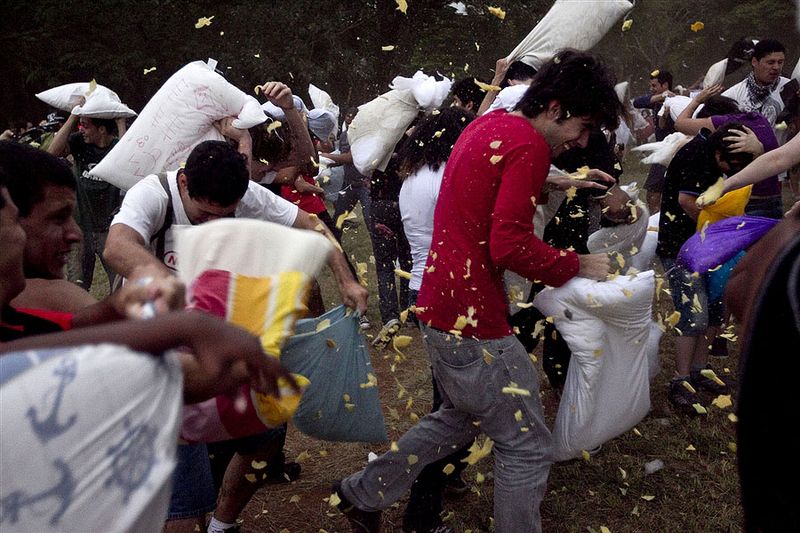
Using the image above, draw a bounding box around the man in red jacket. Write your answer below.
[333,50,623,533]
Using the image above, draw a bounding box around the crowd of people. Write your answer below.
[1,18,799,533]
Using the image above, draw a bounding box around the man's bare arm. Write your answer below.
[104,223,171,279]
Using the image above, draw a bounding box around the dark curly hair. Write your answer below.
[0,140,75,217]
[397,106,475,177]
[183,140,249,206]
[450,77,487,110]
[709,122,754,169]
[249,117,291,168]
[515,49,622,130]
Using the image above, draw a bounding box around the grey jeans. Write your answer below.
[341,325,552,533]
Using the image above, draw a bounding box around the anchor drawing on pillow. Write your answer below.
[26,356,78,442]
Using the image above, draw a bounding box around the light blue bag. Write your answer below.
[281,305,388,442]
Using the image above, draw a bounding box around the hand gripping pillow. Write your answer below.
[89,60,267,191]
[72,88,137,119]
[280,305,388,442]
[0,344,182,532]
[175,218,338,442]
[507,0,632,69]
[533,270,656,461]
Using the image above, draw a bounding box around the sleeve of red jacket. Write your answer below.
[489,141,580,287]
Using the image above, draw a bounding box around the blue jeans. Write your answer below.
[341,326,552,533]
[332,184,372,238]
[368,199,412,324]
[167,443,216,520]
[661,257,722,335]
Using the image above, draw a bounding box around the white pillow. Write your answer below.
[36,82,119,112]
[534,270,655,461]
[89,60,267,191]
[72,88,137,119]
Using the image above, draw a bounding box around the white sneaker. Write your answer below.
[371,319,400,348]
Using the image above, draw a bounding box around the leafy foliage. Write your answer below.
[1,0,797,124]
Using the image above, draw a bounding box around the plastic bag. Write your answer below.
[678,215,780,273]
[89,60,267,191]
[534,270,655,461]
[506,0,632,69]
[0,344,182,532]
[281,305,388,442]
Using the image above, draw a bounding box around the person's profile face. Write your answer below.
[184,195,238,225]
[78,117,104,145]
[19,184,81,280]
[649,78,667,94]
[544,113,594,157]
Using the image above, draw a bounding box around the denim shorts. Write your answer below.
[167,443,216,520]
[661,257,722,335]
[167,428,286,520]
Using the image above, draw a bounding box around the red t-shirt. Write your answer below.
[280,175,326,214]
[416,111,580,339]
[1,307,72,342]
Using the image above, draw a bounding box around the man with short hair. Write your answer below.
[0,140,138,325]
[449,77,487,112]
[657,123,754,416]
[333,50,621,533]
[723,39,790,129]
[634,69,675,214]
[104,87,367,533]
[48,111,126,291]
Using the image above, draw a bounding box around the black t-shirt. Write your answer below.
[0,307,65,343]
[545,130,621,254]
[68,132,120,232]
[656,130,721,259]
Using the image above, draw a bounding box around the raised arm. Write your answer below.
[477,58,509,116]
[258,82,318,174]
[47,113,79,157]
[674,84,723,135]
[721,134,800,196]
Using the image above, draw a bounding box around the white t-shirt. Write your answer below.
[722,76,791,127]
[486,84,529,114]
[111,171,298,272]
[398,165,444,291]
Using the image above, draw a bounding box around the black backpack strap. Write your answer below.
[150,172,174,262]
